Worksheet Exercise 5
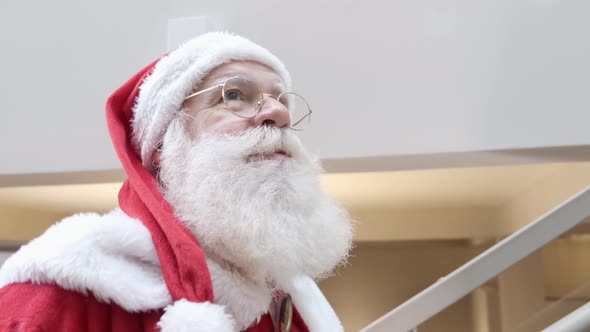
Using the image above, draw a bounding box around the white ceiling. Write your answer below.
[1,1,589,175]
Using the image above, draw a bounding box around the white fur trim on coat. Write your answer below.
[283,275,344,332]
[0,209,172,312]
[158,299,236,332]
[132,31,292,172]
[207,258,272,330]
[0,209,344,331]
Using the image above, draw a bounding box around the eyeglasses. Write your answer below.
[183,76,312,130]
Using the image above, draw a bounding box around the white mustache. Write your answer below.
[200,126,305,162]
[247,127,293,156]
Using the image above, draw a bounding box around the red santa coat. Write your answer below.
[0,209,340,331]
[0,282,163,331]
[0,283,307,332]
[0,50,345,330]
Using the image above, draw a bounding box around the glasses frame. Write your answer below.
[183,76,312,131]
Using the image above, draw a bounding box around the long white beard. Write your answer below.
[158,119,353,288]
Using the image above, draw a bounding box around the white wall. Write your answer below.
[2,1,589,175]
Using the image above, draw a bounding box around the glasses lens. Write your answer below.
[223,77,262,118]
[279,93,312,130]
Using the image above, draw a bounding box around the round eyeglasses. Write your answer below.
[183,77,312,130]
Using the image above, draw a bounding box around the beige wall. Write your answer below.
[319,241,490,331]
[0,205,65,242]
[2,163,590,331]
[544,238,590,299]
[320,238,590,332]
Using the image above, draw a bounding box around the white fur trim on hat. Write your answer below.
[158,299,236,332]
[131,31,292,172]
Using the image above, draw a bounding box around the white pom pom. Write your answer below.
[158,299,236,332]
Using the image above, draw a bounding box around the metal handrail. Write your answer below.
[361,186,590,332]
[542,302,590,332]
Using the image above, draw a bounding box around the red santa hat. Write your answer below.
[105,32,295,330]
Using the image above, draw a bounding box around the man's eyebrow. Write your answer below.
[272,80,287,94]
[205,74,287,93]
[206,73,246,86]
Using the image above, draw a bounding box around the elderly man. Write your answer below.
[0,32,353,331]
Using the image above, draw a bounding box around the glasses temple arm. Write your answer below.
[291,110,312,127]
[184,84,223,101]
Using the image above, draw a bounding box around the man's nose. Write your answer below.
[251,96,291,129]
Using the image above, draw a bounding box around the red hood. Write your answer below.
[105,59,214,304]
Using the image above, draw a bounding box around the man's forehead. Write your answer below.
[203,61,285,90]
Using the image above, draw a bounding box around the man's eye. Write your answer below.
[225,89,241,101]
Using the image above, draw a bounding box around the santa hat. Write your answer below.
[131,31,292,173]
[105,32,301,331]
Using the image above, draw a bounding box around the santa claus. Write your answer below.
[0,32,353,332]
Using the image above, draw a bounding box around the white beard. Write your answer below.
[158,119,353,289]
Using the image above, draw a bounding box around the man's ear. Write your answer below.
[152,150,162,168]
[152,142,163,169]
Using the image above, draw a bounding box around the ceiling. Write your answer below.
[2,1,589,175]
